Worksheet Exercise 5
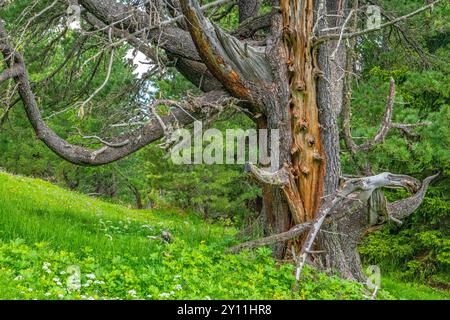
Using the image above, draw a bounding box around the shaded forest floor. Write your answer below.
[0,171,448,300]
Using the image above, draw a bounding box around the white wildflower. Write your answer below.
[86,273,96,280]
[127,290,137,297]
[14,275,23,281]
[58,294,64,299]
[159,292,171,298]
[42,262,52,274]
[174,284,182,291]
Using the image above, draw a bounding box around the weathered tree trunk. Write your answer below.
[259,0,368,281]
[262,0,324,259]
[317,204,368,281]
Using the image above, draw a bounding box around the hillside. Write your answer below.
[0,171,448,300]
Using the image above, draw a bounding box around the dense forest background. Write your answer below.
[0,0,449,291]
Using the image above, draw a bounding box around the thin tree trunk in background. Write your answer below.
[314,0,367,281]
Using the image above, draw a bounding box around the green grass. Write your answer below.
[0,170,228,258]
[0,171,447,300]
[381,275,450,300]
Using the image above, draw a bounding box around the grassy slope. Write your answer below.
[0,171,448,300]
[382,275,450,300]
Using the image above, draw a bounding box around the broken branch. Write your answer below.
[245,162,289,186]
[0,65,22,84]
[358,77,395,152]
[343,78,431,154]
[227,222,312,253]
[293,171,422,286]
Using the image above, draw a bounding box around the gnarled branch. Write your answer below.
[232,11,275,39]
[357,78,395,152]
[78,0,201,61]
[388,172,440,220]
[246,163,306,224]
[0,21,230,166]
[343,78,431,155]
[245,162,289,186]
[179,0,273,104]
[293,171,422,285]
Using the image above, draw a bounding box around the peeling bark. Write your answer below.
[179,0,273,105]
[281,0,325,221]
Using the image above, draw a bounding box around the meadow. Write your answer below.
[0,172,448,300]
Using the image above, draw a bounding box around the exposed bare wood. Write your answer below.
[281,0,325,221]
[179,0,273,104]
[245,162,290,186]
[246,162,306,224]
[294,171,424,284]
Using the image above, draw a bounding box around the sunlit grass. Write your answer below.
[0,172,233,257]
[381,275,450,300]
